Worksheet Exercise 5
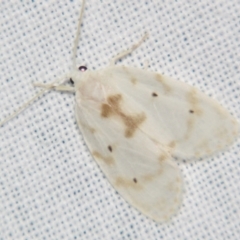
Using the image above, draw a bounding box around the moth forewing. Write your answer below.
[73,64,238,222]
[75,87,184,222]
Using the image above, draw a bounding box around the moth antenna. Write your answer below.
[110,32,149,65]
[0,1,87,127]
[0,89,47,127]
[72,0,86,69]
[0,75,68,127]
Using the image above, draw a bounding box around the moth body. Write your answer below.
[69,65,239,222]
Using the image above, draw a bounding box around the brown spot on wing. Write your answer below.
[141,166,164,182]
[186,88,203,116]
[131,78,137,85]
[108,94,122,106]
[122,114,146,138]
[183,88,203,140]
[159,153,169,163]
[152,92,158,97]
[108,145,113,152]
[116,166,164,190]
[92,151,115,165]
[101,94,122,118]
[101,94,146,138]
[89,127,96,134]
[155,74,172,93]
[142,168,163,182]
[101,104,112,118]
[187,89,198,104]
[81,123,97,134]
[115,177,143,190]
[168,141,176,149]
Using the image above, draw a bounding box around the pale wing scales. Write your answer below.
[74,65,238,222]
[99,66,239,159]
[75,93,183,223]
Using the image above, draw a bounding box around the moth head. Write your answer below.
[69,65,88,86]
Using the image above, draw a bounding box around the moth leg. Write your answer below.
[110,32,149,65]
[33,82,75,92]
[54,85,75,92]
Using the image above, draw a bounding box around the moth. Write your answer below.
[1,0,239,223]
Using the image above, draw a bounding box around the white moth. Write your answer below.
[1,0,239,223]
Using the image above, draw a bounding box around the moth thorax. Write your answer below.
[78,78,107,103]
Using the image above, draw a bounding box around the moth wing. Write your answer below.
[102,66,239,159]
[75,100,183,223]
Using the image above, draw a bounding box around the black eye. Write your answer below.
[79,66,87,72]
[69,78,74,84]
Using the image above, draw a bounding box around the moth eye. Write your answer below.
[69,78,74,85]
[79,66,87,72]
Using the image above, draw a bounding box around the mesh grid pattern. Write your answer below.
[1,0,240,239]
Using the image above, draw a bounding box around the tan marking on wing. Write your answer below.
[168,141,176,149]
[115,177,143,190]
[78,122,97,134]
[122,114,146,138]
[101,104,112,118]
[92,151,115,165]
[122,66,138,86]
[183,88,203,140]
[155,74,172,93]
[85,125,96,134]
[116,166,164,190]
[159,153,169,163]
[131,78,137,85]
[101,94,122,117]
[186,88,203,116]
[101,94,146,138]
[214,102,227,116]
[142,168,163,182]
